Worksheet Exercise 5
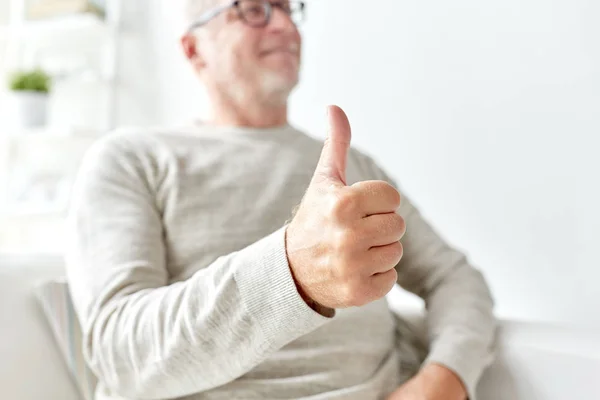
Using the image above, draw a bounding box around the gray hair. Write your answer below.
[181,0,222,32]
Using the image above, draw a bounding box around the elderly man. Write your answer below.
[66,1,496,399]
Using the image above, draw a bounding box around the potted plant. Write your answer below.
[7,69,52,128]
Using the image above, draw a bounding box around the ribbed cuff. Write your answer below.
[234,227,331,348]
[424,339,494,400]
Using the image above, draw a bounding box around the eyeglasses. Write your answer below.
[187,0,306,32]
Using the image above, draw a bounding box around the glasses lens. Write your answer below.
[238,0,270,26]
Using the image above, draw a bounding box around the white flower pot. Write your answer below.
[7,91,50,129]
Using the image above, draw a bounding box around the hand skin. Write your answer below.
[386,363,468,400]
[286,105,406,315]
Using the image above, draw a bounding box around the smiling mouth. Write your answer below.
[265,49,298,55]
[262,50,300,62]
[262,44,300,57]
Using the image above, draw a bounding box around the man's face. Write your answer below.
[191,1,302,103]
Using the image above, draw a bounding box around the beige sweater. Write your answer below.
[65,124,496,400]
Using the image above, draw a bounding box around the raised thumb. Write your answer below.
[313,105,352,186]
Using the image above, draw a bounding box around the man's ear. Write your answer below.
[181,34,206,69]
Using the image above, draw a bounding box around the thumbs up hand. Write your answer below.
[286,106,406,313]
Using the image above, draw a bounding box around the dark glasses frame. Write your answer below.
[187,0,306,32]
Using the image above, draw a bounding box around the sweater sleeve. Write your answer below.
[359,155,497,400]
[65,134,330,400]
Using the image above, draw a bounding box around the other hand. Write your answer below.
[386,364,467,400]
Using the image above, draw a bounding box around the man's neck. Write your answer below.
[204,81,291,128]
[208,91,289,129]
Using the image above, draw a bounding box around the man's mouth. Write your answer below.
[262,44,300,57]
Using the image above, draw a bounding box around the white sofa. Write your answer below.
[1,254,599,400]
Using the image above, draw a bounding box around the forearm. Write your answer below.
[389,260,494,400]
[388,192,496,399]
[422,259,496,399]
[69,228,329,399]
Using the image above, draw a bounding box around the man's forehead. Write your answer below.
[186,0,225,15]
[182,0,220,24]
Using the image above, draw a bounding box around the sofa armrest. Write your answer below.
[387,287,600,400]
[0,254,80,400]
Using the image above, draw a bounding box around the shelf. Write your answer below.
[5,126,104,139]
[0,12,111,41]
[54,69,117,85]
[0,204,66,219]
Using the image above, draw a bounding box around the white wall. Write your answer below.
[147,0,208,124]
[152,0,600,328]
[114,0,161,127]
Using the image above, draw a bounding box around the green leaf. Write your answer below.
[8,69,52,93]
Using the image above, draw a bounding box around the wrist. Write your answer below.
[284,225,335,318]
[296,281,335,318]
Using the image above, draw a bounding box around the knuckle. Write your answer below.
[387,241,404,264]
[371,270,398,299]
[372,180,400,205]
[368,180,401,209]
[329,190,359,220]
[333,229,355,253]
[382,269,398,291]
[394,241,404,263]
[377,241,403,266]
[342,278,372,308]
[385,184,402,209]
[392,214,406,237]
[382,212,401,230]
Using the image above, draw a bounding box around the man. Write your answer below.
[66,1,496,399]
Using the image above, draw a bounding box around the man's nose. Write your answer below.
[267,7,297,32]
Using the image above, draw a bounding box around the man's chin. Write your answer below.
[259,71,299,101]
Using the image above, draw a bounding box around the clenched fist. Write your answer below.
[286,105,406,313]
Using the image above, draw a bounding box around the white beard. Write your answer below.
[228,67,298,107]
